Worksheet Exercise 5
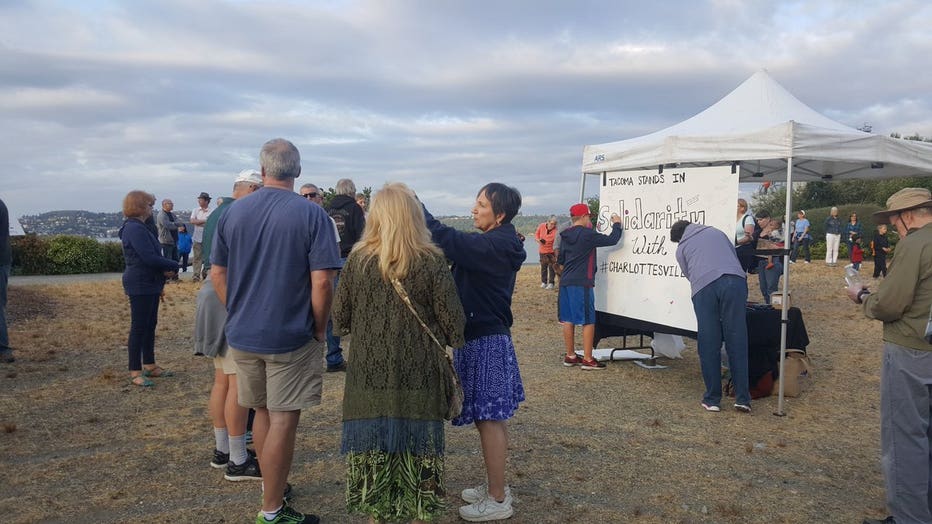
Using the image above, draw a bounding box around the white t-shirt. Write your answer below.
[191,207,212,242]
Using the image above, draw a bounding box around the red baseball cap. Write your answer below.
[570,203,590,217]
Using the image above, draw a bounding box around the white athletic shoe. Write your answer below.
[460,493,514,522]
[461,483,512,504]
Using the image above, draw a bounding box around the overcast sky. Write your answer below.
[2,0,930,222]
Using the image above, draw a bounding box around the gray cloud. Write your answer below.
[1,0,930,223]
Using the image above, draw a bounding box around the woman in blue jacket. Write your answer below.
[119,190,180,387]
[423,183,526,522]
[843,212,863,259]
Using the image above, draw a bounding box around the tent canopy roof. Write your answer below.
[582,70,932,182]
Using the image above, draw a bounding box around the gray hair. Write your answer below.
[300,183,319,192]
[335,178,356,196]
[260,138,301,181]
[548,215,557,224]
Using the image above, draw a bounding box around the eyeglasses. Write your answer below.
[302,192,319,199]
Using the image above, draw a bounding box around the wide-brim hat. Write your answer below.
[873,188,932,224]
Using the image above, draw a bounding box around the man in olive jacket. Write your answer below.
[849,188,932,524]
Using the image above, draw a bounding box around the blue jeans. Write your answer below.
[790,237,810,262]
[325,266,344,368]
[691,275,750,406]
[0,264,9,352]
[757,258,783,304]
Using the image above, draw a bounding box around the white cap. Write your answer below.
[234,169,262,186]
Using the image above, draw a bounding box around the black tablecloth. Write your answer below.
[591,306,808,380]
[746,306,809,382]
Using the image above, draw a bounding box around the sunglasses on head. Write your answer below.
[302,192,319,199]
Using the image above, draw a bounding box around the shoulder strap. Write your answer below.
[390,278,446,352]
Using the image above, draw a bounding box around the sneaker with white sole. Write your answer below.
[459,493,514,522]
[540,282,547,288]
[546,283,554,290]
[225,456,262,481]
[734,403,751,413]
[461,483,512,504]
[701,402,721,412]
[211,449,230,469]
[580,358,606,370]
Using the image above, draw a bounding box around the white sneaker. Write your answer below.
[540,282,546,288]
[459,493,514,522]
[546,283,554,289]
[461,483,511,504]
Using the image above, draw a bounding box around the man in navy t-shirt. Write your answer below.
[211,138,340,524]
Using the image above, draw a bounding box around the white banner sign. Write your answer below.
[593,165,738,332]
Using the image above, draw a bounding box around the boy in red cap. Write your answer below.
[557,203,622,369]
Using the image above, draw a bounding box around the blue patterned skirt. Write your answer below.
[452,334,525,426]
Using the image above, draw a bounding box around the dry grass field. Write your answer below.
[0,262,887,523]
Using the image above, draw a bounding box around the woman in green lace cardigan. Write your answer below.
[333,182,466,523]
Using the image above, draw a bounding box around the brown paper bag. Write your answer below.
[772,349,812,397]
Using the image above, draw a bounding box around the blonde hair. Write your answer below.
[352,182,442,280]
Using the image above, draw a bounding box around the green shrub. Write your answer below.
[12,235,127,275]
[45,235,106,275]
[101,241,126,272]
[10,235,52,275]
[793,204,883,241]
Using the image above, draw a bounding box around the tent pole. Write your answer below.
[775,155,793,416]
[578,171,588,203]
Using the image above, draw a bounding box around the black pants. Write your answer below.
[128,294,161,371]
[161,244,178,262]
[179,253,189,271]
[873,255,887,278]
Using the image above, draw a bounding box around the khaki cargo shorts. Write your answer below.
[230,339,324,412]
[213,347,237,375]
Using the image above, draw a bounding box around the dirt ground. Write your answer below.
[0,262,888,523]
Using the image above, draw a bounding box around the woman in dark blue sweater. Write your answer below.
[119,191,180,387]
[424,183,526,522]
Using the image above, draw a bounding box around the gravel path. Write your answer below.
[9,272,123,286]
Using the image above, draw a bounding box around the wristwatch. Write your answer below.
[856,288,871,304]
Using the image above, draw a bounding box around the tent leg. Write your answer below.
[774,153,794,417]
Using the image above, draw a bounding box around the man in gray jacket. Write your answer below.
[157,199,179,262]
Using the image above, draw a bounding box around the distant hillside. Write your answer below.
[19,210,562,238]
[19,209,190,238]
[19,210,126,238]
[440,215,562,236]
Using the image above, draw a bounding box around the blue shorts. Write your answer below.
[558,286,595,325]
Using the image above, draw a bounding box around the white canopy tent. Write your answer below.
[581,70,932,414]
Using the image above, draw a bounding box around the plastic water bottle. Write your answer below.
[845,265,862,288]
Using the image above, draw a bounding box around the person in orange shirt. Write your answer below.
[534,215,559,289]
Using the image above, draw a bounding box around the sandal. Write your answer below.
[143,367,174,378]
[130,376,155,387]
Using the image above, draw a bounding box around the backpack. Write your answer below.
[747,214,761,250]
[328,206,350,246]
